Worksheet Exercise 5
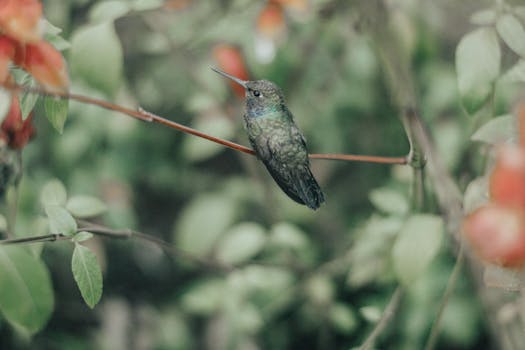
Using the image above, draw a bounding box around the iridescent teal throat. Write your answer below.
[246,103,285,119]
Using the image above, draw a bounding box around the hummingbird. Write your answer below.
[212,68,325,210]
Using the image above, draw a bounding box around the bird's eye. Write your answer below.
[252,90,261,97]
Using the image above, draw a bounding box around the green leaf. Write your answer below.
[27,216,50,258]
[130,0,163,11]
[71,244,103,308]
[88,1,131,23]
[329,303,358,334]
[73,231,94,243]
[360,306,381,323]
[237,266,294,311]
[501,59,525,83]
[42,19,62,35]
[70,22,123,95]
[0,213,6,232]
[470,9,497,25]
[369,187,409,215]
[305,275,335,305]
[236,303,263,334]
[174,194,237,257]
[18,74,39,120]
[40,179,67,207]
[216,222,267,265]
[180,278,226,315]
[45,205,77,236]
[347,215,404,288]
[392,214,443,286]
[463,177,489,214]
[456,28,500,114]
[43,19,70,51]
[44,97,69,133]
[66,196,107,218]
[269,222,308,250]
[183,115,234,161]
[516,6,525,22]
[44,33,71,51]
[440,296,481,347]
[434,120,464,170]
[496,14,525,58]
[0,246,54,334]
[471,114,517,144]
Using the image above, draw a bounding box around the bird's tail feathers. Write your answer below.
[295,167,325,210]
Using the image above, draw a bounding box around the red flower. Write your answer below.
[0,0,68,90]
[490,145,525,209]
[463,103,525,268]
[272,0,308,12]
[463,205,525,268]
[0,0,42,43]
[163,0,192,10]
[15,40,68,90]
[257,2,286,40]
[0,95,36,149]
[0,35,15,82]
[213,44,250,98]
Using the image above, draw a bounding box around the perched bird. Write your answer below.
[212,68,325,210]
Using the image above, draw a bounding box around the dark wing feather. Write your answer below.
[263,160,325,209]
[246,112,325,210]
[263,159,307,205]
[262,126,325,210]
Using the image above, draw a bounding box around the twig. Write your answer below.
[358,286,404,350]
[76,220,232,272]
[424,243,465,350]
[0,221,232,272]
[5,82,256,156]
[0,233,68,244]
[309,153,407,164]
[2,82,408,165]
[405,109,463,232]
[355,1,521,348]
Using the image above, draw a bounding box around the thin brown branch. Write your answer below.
[0,233,68,244]
[424,244,465,350]
[358,0,515,346]
[76,220,232,272]
[4,82,256,156]
[0,221,232,272]
[358,286,404,350]
[2,82,407,165]
[309,153,407,164]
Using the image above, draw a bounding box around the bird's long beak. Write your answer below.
[211,67,248,88]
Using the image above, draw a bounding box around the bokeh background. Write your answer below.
[2,0,523,349]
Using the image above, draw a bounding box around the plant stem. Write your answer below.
[76,220,232,272]
[358,286,404,350]
[424,244,465,350]
[0,221,232,272]
[3,82,408,165]
[0,233,68,244]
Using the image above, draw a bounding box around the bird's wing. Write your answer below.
[266,120,324,209]
[263,138,306,206]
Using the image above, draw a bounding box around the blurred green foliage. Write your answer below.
[4,0,525,349]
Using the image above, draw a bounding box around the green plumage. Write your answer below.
[213,69,325,210]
